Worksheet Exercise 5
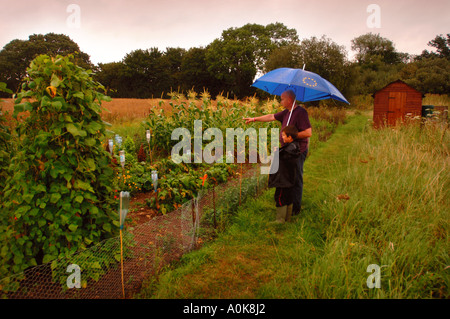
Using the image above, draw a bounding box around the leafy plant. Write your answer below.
[123,135,136,154]
[137,143,147,162]
[0,82,13,195]
[0,54,119,280]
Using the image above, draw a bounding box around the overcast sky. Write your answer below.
[1,0,449,64]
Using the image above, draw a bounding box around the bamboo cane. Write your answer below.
[120,195,125,299]
[148,142,153,165]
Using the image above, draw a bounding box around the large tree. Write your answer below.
[399,57,450,94]
[0,33,92,95]
[349,33,411,95]
[180,47,220,95]
[420,34,450,60]
[121,48,171,98]
[164,47,186,91]
[95,62,129,97]
[351,33,408,66]
[205,22,299,98]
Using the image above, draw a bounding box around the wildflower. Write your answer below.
[200,173,208,186]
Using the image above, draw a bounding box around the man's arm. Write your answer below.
[297,127,312,139]
[244,114,275,124]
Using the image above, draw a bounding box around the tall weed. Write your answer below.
[314,118,449,298]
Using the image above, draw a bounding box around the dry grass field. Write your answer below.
[0,96,246,125]
[1,98,170,124]
[1,94,447,126]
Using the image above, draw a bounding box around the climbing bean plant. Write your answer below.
[0,54,119,278]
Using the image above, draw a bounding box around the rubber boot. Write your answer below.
[275,206,287,224]
[286,204,293,222]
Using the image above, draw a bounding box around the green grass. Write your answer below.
[423,94,450,107]
[137,113,449,299]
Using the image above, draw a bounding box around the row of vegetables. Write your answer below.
[106,97,276,215]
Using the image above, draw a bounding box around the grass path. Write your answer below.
[137,114,370,299]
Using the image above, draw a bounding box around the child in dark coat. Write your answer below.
[268,125,301,223]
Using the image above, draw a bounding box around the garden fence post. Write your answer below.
[191,198,195,225]
[147,130,153,165]
[119,194,125,299]
[190,197,200,249]
[119,191,129,299]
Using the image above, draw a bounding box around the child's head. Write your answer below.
[282,125,298,144]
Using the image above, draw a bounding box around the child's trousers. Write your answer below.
[274,187,294,207]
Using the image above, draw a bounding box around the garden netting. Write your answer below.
[0,164,269,299]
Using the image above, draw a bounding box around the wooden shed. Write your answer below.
[373,80,423,128]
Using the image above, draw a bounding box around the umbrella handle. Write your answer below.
[287,100,296,126]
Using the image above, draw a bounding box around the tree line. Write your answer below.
[0,24,448,101]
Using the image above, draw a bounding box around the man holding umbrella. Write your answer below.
[245,67,349,216]
[244,89,311,216]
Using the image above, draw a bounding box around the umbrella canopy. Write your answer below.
[252,67,350,104]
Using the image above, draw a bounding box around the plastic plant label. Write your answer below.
[151,170,158,192]
[119,191,130,229]
[119,150,125,168]
[108,139,114,154]
[115,134,122,147]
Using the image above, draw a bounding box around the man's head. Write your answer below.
[281,125,298,144]
[280,90,296,110]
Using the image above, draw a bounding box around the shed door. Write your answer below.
[388,92,406,125]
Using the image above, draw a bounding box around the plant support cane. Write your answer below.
[119,150,125,187]
[119,191,129,299]
[146,130,153,165]
[212,182,217,229]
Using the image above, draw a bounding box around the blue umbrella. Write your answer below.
[252,67,350,104]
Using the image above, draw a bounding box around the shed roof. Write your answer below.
[373,80,424,97]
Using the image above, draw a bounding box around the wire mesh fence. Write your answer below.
[0,164,269,299]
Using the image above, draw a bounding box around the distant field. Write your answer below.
[1,98,170,124]
[2,94,448,125]
[0,97,242,124]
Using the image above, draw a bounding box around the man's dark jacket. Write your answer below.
[268,139,302,189]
